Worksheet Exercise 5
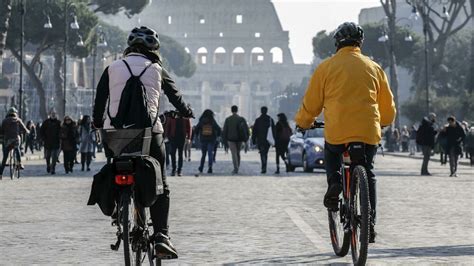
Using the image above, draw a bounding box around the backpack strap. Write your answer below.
[122,59,153,78]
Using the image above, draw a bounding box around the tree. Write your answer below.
[0,0,12,74]
[312,25,421,70]
[6,0,97,118]
[88,0,150,18]
[160,35,196,78]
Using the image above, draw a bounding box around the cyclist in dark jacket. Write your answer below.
[0,107,29,179]
[194,109,221,174]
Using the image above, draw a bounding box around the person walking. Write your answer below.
[445,116,466,177]
[60,116,78,174]
[222,105,249,174]
[165,111,192,176]
[194,109,221,174]
[252,106,275,174]
[408,125,417,156]
[25,120,37,154]
[79,115,95,171]
[437,125,448,165]
[274,113,292,174]
[465,126,474,166]
[400,126,409,152]
[416,113,438,176]
[40,111,61,175]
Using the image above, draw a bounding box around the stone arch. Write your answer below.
[270,47,283,64]
[213,47,226,65]
[197,47,208,65]
[250,47,264,66]
[232,47,245,66]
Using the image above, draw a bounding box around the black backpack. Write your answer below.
[107,60,158,129]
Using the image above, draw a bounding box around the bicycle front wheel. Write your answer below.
[350,165,370,266]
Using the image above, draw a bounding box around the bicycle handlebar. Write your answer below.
[296,121,325,132]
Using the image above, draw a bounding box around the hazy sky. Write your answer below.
[272,0,381,64]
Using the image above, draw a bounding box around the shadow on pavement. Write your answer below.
[370,244,474,259]
[223,253,351,265]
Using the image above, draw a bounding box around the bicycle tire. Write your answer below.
[15,154,20,179]
[121,193,132,266]
[328,205,350,256]
[350,165,370,266]
[9,151,16,180]
[133,206,146,266]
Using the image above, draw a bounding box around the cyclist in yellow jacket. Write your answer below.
[295,22,396,243]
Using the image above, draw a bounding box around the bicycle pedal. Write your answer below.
[110,244,119,251]
[156,253,178,260]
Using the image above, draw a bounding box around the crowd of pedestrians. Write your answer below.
[384,112,472,177]
[0,109,102,177]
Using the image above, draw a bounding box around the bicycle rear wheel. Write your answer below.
[350,165,370,266]
[120,192,132,266]
[328,200,350,256]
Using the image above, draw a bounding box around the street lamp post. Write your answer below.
[91,26,107,108]
[406,0,450,114]
[19,0,25,119]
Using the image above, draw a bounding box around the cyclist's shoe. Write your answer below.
[369,224,377,243]
[19,164,25,170]
[324,182,342,210]
[154,233,178,259]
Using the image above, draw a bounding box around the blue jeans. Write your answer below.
[199,141,215,171]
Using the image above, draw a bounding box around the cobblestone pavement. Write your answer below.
[0,149,473,265]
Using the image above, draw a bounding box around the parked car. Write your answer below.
[287,127,325,172]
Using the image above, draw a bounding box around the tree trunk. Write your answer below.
[9,48,48,120]
[54,49,65,118]
[387,15,400,129]
[0,0,12,74]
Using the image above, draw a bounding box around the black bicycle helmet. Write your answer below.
[333,22,364,47]
[127,26,161,50]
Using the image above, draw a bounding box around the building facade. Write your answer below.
[103,0,310,122]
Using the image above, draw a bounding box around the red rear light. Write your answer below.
[115,174,135,186]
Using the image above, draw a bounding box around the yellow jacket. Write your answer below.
[295,46,396,145]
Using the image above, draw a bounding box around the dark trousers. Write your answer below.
[45,148,59,172]
[165,142,171,168]
[170,139,185,172]
[25,138,35,154]
[199,141,215,171]
[81,152,93,169]
[0,145,21,175]
[324,142,378,224]
[448,147,459,175]
[258,143,270,172]
[63,150,75,172]
[421,145,432,174]
[275,147,287,170]
[149,134,170,235]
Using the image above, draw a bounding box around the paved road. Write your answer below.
[0,149,473,265]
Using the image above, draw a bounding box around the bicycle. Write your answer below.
[102,128,165,266]
[8,144,21,179]
[299,121,371,266]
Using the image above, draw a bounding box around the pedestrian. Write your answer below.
[194,109,221,174]
[408,125,417,156]
[274,113,292,174]
[40,111,61,175]
[464,126,474,166]
[437,126,448,165]
[25,120,37,154]
[222,105,249,174]
[35,121,43,151]
[184,137,192,162]
[165,111,192,176]
[162,111,172,170]
[0,107,29,179]
[445,116,466,177]
[60,116,78,174]
[79,115,95,171]
[416,113,438,176]
[392,127,400,152]
[252,106,275,174]
[461,121,469,159]
[400,125,409,152]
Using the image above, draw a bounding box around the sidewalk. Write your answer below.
[385,151,471,167]
[22,153,43,161]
